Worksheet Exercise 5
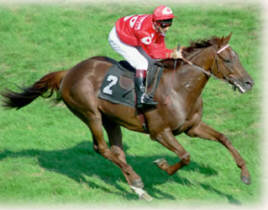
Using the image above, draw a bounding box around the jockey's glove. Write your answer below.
[171,46,184,59]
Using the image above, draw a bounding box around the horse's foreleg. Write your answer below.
[186,121,250,184]
[154,128,190,175]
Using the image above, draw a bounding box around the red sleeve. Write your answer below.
[136,31,173,59]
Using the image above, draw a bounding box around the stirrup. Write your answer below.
[136,94,157,108]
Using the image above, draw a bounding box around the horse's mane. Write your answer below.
[184,36,218,53]
[159,36,220,69]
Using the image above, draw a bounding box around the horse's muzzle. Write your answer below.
[230,77,254,93]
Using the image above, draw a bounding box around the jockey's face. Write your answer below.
[155,24,170,35]
[154,19,173,35]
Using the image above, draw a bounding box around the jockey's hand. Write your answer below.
[171,46,184,59]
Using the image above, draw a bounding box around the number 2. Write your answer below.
[103,75,118,95]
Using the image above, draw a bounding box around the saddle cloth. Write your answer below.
[98,60,163,107]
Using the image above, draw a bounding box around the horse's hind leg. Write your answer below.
[186,121,250,185]
[85,112,143,186]
[102,116,144,188]
[72,107,150,198]
[89,115,152,200]
[62,82,151,199]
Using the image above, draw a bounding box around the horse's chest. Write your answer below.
[161,89,200,131]
[161,91,188,127]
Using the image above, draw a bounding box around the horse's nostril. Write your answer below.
[246,80,254,86]
[245,80,254,89]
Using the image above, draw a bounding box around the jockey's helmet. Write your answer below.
[152,5,175,28]
[153,5,175,21]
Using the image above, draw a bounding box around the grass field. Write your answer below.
[0,1,262,207]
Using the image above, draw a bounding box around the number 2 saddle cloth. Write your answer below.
[98,60,163,107]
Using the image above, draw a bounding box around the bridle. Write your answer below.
[167,44,231,97]
[217,44,230,54]
[179,44,231,83]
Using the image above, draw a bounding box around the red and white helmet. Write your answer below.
[153,5,175,21]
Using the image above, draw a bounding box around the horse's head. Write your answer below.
[211,33,254,93]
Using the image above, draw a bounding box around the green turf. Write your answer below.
[0,2,262,206]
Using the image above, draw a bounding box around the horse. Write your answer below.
[1,33,254,200]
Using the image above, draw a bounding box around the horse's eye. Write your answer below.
[224,59,231,63]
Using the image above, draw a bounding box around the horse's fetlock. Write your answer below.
[111,146,122,156]
[98,145,109,156]
[182,152,190,165]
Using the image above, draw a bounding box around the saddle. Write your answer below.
[98,60,163,108]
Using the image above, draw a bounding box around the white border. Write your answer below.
[0,0,266,210]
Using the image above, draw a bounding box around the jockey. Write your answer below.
[108,5,183,108]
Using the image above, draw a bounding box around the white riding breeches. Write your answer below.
[108,26,149,70]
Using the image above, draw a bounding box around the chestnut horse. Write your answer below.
[1,33,254,200]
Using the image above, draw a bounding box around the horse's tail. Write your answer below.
[1,70,67,109]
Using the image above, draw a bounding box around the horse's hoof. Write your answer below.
[154,158,164,164]
[153,158,167,166]
[132,178,144,189]
[130,186,153,202]
[241,175,251,185]
[140,191,153,202]
[154,158,168,170]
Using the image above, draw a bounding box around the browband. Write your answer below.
[217,44,230,54]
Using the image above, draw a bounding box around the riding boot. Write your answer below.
[135,70,157,109]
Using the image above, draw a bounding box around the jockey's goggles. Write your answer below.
[156,19,173,28]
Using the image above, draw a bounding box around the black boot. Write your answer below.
[135,70,157,109]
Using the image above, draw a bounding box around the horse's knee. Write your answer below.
[182,152,190,165]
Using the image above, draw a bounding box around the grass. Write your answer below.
[0,1,262,207]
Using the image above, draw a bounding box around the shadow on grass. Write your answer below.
[0,141,240,204]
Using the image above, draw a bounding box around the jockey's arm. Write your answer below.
[136,32,173,59]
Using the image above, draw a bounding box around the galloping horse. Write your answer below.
[1,33,254,200]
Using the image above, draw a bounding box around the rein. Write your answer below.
[177,44,230,83]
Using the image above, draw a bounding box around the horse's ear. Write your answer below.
[224,32,232,44]
[216,37,224,48]
[217,33,232,48]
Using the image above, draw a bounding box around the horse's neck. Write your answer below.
[187,46,215,72]
[167,47,215,101]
